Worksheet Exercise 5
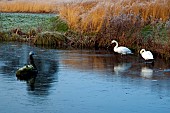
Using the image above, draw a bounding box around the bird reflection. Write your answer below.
[27,58,59,95]
[140,66,153,79]
[114,63,131,75]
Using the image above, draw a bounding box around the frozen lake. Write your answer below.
[0,42,170,113]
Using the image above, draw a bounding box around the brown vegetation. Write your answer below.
[34,31,68,47]
[0,0,56,13]
[58,0,170,58]
[58,0,170,33]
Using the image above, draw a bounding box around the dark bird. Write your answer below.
[16,51,38,82]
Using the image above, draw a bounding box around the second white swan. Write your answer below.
[140,49,154,60]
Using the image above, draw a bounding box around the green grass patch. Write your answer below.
[49,16,68,32]
[0,13,68,33]
[0,13,69,44]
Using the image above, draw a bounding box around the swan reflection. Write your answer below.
[141,66,153,79]
[114,63,131,75]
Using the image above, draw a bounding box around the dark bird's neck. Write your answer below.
[29,55,37,69]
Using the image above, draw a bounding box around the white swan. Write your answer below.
[140,49,154,60]
[111,40,132,54]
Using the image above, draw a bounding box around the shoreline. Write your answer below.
[0,12,170,59]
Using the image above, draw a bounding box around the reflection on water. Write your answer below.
[27,57,59,95]
[0,42,170,113]
[141,66,153,79]
[114,63,132,75]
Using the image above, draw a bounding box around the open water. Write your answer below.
[0,42,170,113]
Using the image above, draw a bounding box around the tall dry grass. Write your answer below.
[0,0,56,13]
[58,0,170,57]
[58,0,170,33]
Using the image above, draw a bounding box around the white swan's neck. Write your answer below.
[114,41,118,51]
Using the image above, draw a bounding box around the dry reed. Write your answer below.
[34,31,67,47]
[58,0,170,57]
[0,0,56,13]
[58,0,170,33]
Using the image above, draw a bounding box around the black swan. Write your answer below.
[16,51,38,81]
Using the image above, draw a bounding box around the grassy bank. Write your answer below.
[0,13,68,47]
[1,13,57,32]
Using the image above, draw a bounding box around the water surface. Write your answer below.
[0,42,170,113]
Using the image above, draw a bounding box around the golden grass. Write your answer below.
[34,31,67,47]
[0,0,56,13]
[58,0,170,33]
[57,0,170,57]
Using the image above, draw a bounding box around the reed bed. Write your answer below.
[58,0,170,33]
[0,0,56,13]
[34,31,67,47]
[0,31,28,42]
[58,0,170,58]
